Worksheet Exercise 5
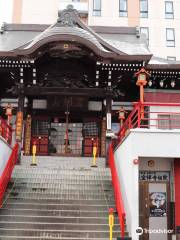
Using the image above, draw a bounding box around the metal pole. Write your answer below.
[109,208,114,240]
[65,99,70,154]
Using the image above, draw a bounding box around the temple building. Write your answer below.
[1,5,180,240]
[0,6,152,156]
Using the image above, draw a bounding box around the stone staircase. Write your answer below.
[0,156,127,239]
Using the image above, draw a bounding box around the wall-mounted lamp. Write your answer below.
[148,79,153,87]
[171,80,175,88]
[33,79,36,85]
[159,80,164,88]
[133,159,139,165]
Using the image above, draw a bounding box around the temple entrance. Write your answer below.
[31,116,101,157]
[50,122,83,156]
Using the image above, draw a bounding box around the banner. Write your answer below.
[15,111,23,142]
[149,192,167,217]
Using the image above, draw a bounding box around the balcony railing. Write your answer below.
[0,117,12,145]
[114,102,180,148]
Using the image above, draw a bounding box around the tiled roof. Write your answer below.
[24,26,109,52]
[0,6,152,61]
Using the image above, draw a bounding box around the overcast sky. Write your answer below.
[0,0,13,24]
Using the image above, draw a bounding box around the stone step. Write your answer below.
[6,187,113,194]
[21,156,106,166]
[13,167,111,175]
[21,156,106,160]
[11,174,112,181]
[5,198,115,205]
[0,222,120,231]
[20,162,106,169]
[0,156,128,239]
[8,182,112,190]
[12,172,111,179]
[0,215,119,224]
[0,229,123,238]
[3,202,114,211]
[10,178,112,185]
[0,208,114,217]
[6,192,114,200]
[0,237,117,240]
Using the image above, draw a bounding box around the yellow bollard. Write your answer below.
[91,141,97,168]
[109,208,114,240]
[31,141,37,166]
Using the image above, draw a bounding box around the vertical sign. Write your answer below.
[15,111,23,142]
[101,118,106,157]
[24,115,32,155]
[107,113,111,130]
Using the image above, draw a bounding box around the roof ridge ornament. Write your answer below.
[57,5,78,27]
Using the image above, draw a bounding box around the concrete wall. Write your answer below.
[0,137,12,176]
[21,0,58,24]
[88,0,128,26]
[10,0,88,24]
[140,0,180,60]
[88,0,180,60]
[139,157,173,172]
[114,129,180,239]
[0,0,13,24]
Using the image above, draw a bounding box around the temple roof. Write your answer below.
[0,5,180,70]
[0,5,151,61]
[148,56,180,69]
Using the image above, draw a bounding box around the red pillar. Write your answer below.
[174,159,180,231]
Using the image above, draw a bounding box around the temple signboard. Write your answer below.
[24,115,32,155]
[15,111,23,142]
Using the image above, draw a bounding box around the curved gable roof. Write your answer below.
[0,5,152,61]
[16,6,127,58]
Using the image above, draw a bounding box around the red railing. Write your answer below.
[0,143,19,207]
[0,117,12,145]
[108,143,126,238]
[117,102,180,147]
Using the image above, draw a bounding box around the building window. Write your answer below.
[93,0,101,16]
[119,0,128,17]
[165,1,174,19]
[140,27,149,45]
[167,56,176,61]
[166,28,175,47]
[140,0,148,18]
[158,115,180,129]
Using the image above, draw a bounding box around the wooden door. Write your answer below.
[83,137,100,157]
[83,120,100,157]
[139,182,171,240]
[139,182,149,240]
[32,136,49,155]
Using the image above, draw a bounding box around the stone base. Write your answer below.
[117,237,131,240]
[30,163,37,166]
[91,165,97,168]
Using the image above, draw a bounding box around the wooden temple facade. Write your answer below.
[0,6,180,157]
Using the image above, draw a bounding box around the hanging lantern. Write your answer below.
[4,103,13,125]
[117,107,126,127]
[135,68,150,119]
[135,67,150,102]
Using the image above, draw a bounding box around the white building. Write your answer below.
[88,0,180,61]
